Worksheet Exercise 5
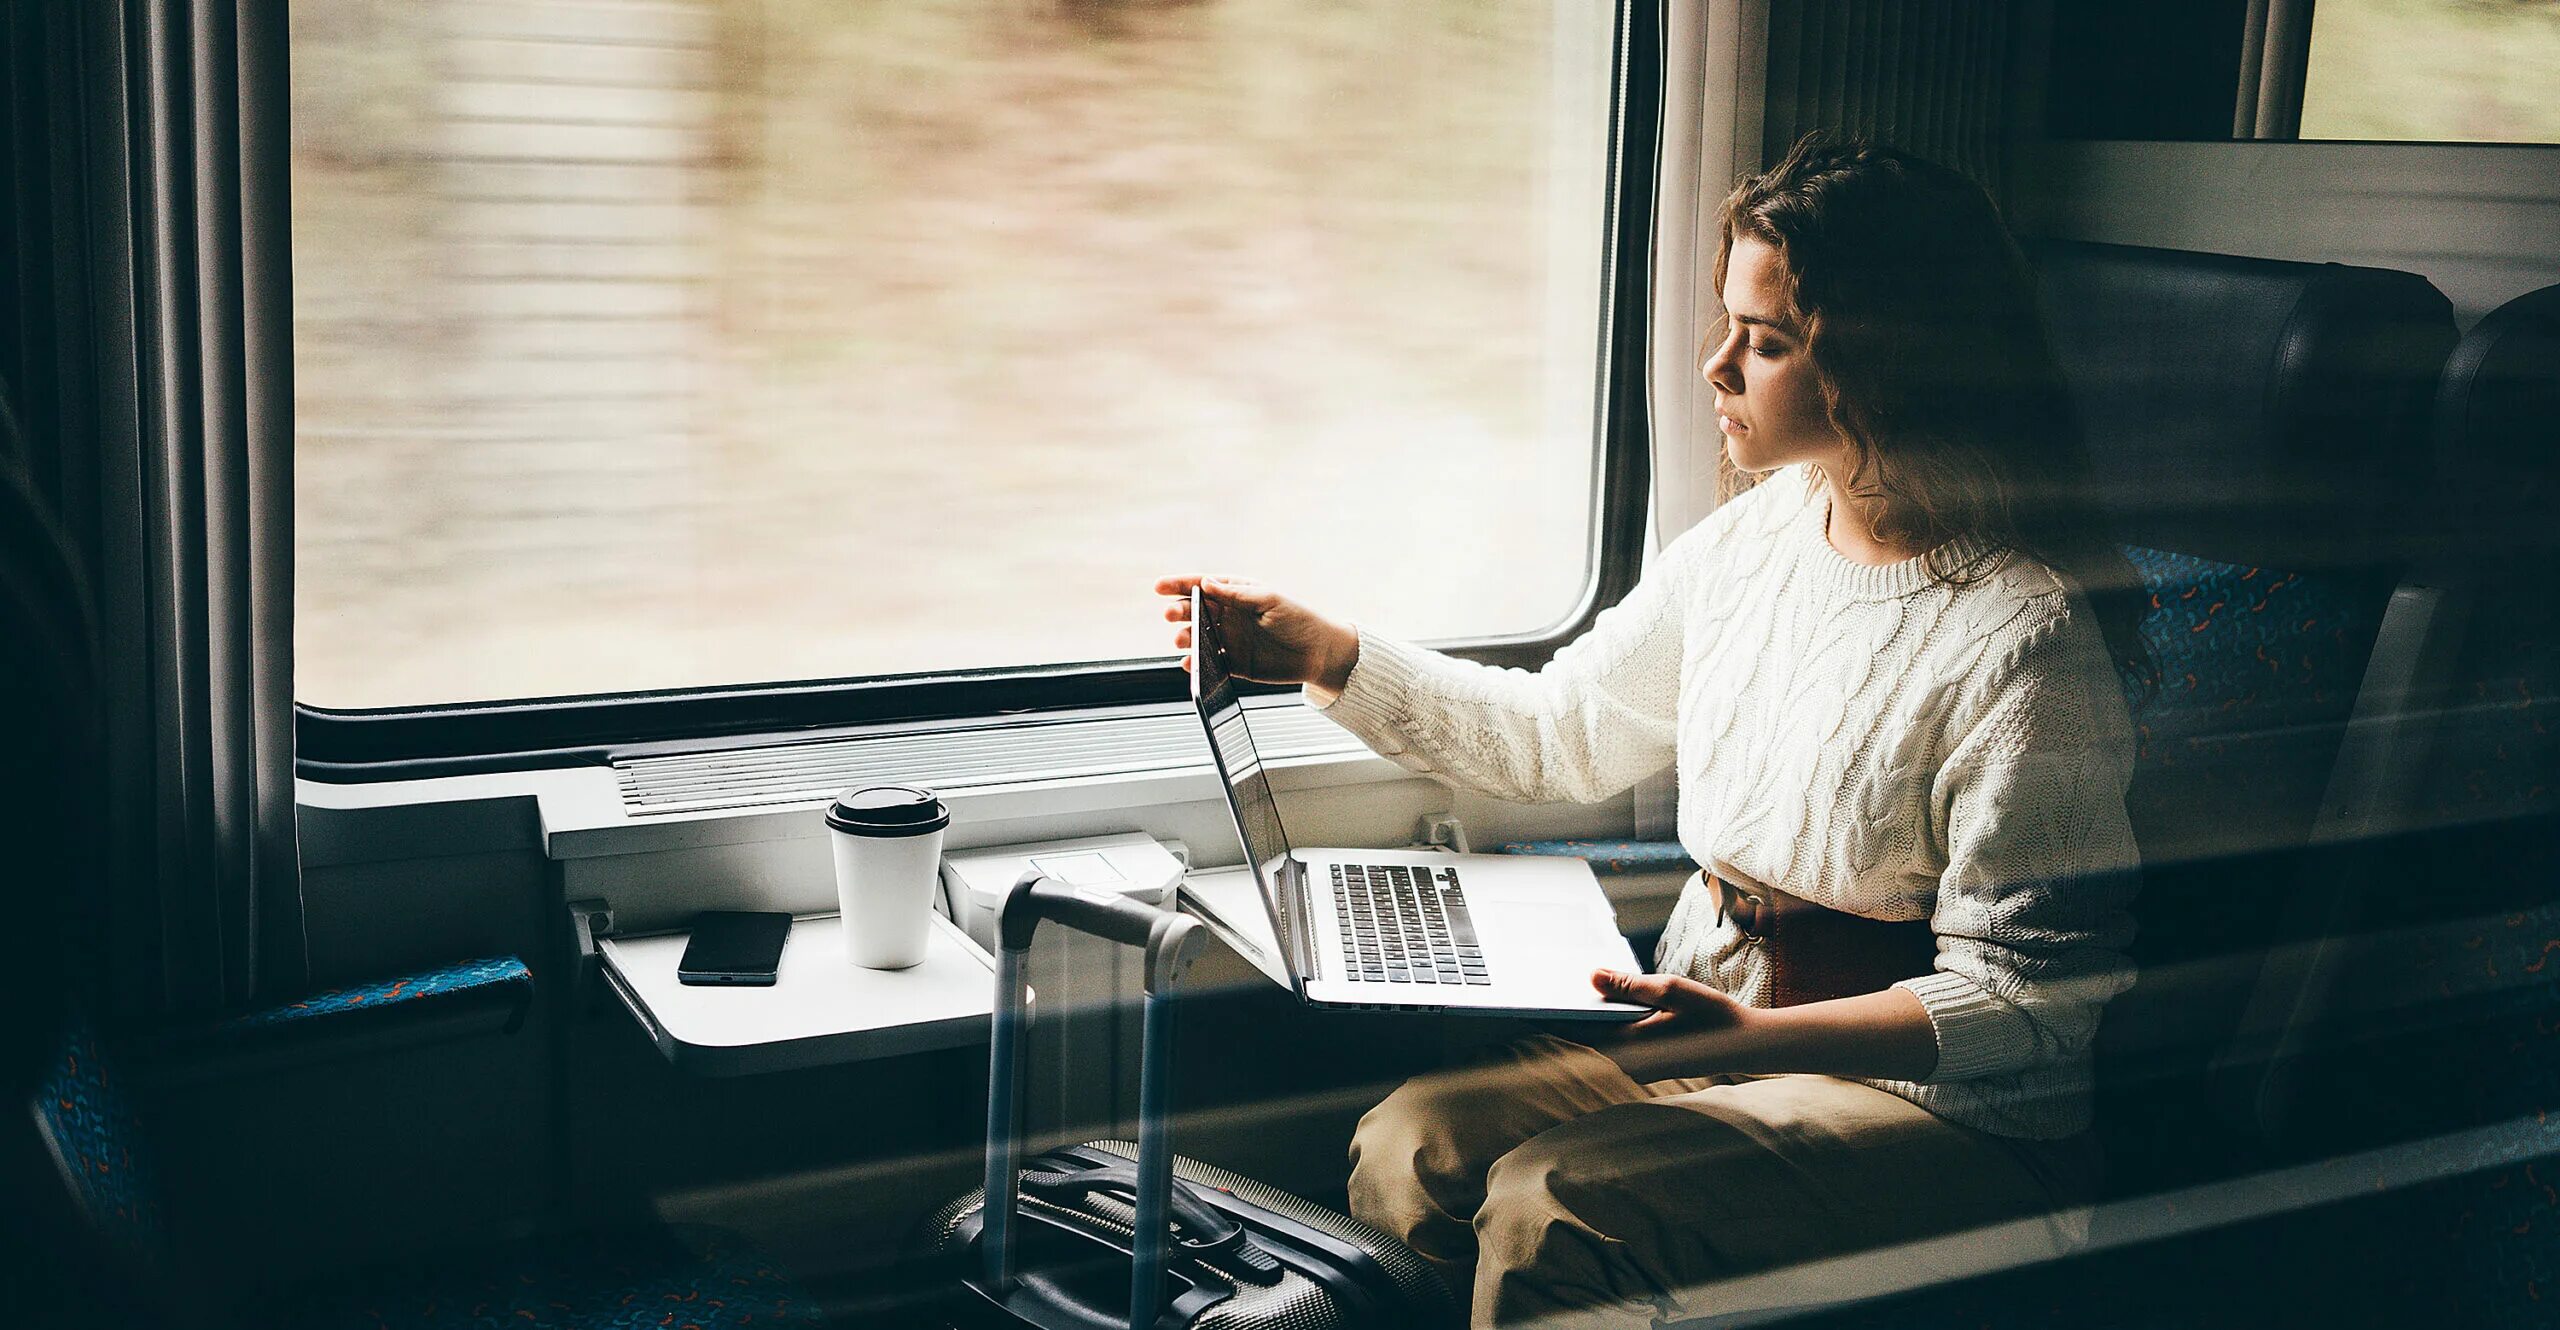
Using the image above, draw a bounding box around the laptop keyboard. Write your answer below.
[1331,863,1490,985]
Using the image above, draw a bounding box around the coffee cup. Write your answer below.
[825,784,951,969]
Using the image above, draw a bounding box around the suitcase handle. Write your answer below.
[1019,1163,1286,1286]
[984,870,1208,1330]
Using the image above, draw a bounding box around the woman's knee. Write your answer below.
[1347,1071,1514,1260]
[1472,1105,1741,1287]
[1475,1130,1578,1237]
[1349,1073,1470,1205]
[1352,1045,1552,1180]
[1472,1135,1660,1324]
[1349,1036,1639,1237]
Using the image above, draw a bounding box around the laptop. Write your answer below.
[1189,589,1647,1021]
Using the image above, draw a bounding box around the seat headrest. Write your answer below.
[2428,282,2560,560]
[2026,239,2456,571]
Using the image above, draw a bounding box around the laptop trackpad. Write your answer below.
[1468,876,1588,904]
[1486,901,1618,949]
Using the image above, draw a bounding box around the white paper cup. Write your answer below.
[825,785,952,969]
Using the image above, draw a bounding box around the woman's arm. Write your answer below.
[1589,972,1939,1083]
[1311,512,1738,806]
[1891,625,2139,1084]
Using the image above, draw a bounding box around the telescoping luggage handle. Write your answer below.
[983,869,1208,1330]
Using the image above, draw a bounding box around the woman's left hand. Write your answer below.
[1593,969,1754,1034]
[1589,969,1759,1079]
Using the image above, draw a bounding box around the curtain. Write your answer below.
[132,0,306,1012]
[1759,0,2021,199]
[5,0,308,1019]
[1651,0,1769,551]
[2231,0,2314,140]
[1640,0,1767,840]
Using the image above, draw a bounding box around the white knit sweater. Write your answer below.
[1315,467,2139,1139]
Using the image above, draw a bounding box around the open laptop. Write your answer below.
[1190,589,1647,1021]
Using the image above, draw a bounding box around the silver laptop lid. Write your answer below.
[1188,589,1309,977]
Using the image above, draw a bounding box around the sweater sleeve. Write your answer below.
[1894,618,2141,1084]
[1307,521,1717,806]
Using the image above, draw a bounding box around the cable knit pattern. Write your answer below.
[1316,468,2139,1138]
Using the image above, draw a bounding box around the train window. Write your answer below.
[288,1,1624,714]
[2300,0,2560,143]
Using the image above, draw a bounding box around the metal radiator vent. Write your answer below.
[614,703,1360,816]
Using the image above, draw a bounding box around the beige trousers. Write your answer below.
[1347,1035,2099,1329]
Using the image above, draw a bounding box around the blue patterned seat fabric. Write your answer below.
[2112,544,2387,992]
[1490,839,1697,877]
[35,1015,170,1279]
[2117,546,2387,815]
[2097,547,2396,1193]
[211,954,535,1037]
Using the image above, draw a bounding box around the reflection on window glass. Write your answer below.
[2302,0,2560,143]
[289,0,1616,708]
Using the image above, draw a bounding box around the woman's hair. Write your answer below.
[1712,132,2155,696]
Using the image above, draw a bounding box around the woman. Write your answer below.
[1157,134,2147,1328]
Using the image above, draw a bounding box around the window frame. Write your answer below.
[290,0,1664,782]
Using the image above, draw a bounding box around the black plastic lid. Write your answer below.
[824,784,950,837]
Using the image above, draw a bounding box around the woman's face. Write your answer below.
[1702,234,1848,476]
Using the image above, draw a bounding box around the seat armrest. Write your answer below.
[141,955,534,1086]
[1489,839,1697,877]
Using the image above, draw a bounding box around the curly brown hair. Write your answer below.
[1711,132,2155,695]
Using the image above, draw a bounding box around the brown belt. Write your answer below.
[1706,872,1938,1008]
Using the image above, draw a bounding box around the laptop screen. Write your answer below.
[1189,590,1298,891]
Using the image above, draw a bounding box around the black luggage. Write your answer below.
[930,873,1459,1330]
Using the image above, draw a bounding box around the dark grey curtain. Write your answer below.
[131,0,307,1012]
[3,0,307,1018]
[1760,0,2021,196]
[2232,0,2314,140]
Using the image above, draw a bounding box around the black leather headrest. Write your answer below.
[2026,239,2456,571]
[2428,283,2560,560]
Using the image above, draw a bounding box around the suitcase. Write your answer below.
[929,872,1460,1330]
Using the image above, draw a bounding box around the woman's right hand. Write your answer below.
[1153,575,1361,695]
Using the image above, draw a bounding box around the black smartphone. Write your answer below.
[677,911,792,986]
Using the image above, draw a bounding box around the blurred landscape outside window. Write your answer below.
[289,0,1617,709]
[2301,0,2560,143]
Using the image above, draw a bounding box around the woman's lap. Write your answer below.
[1349,1034,2087,1329]
[1346,1034,1658,1283]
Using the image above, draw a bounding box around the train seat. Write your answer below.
[2272,283,2560,1153]
[2022,239,2457,1198]
[2237,280,2560,1325]
[1759,275,2550,1330]
[0,438,825,1330]
[1635,240,2464,1329]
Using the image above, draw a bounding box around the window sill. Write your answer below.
[300,698,1405,931]
[296,697,1677,946]
[299,699,1381,854]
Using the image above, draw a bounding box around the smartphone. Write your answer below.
[677,911,792,986]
